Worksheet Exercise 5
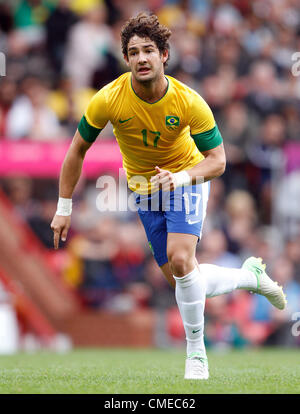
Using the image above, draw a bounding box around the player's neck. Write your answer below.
[131,74,168,104]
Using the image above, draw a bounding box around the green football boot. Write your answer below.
[242,257,287,310]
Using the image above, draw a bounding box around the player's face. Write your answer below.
[125,35,168,83]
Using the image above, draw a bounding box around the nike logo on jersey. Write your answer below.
[187,219,201,225]
[192,329,201,334]
[119,117,134,123]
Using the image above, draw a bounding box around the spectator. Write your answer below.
[28,196,58,249]
[0,78,17,138]
[12,0,54,50]
[285,237,300,283]
[197,228,242,269]
[67,216,121,307]
[244,60,284,117]
[205,177,226,231]
[222,190,257,254]
[47,76,97,135]
[6,77,64,140]
[3,175,38,220]
[221,100,256,165]
[45,0,78,74]
[205,294,249,350]
[0,3,14,35]
[275,170,300,239]
[13,0,53,30]
[263,255,300,347]
[69,0,104,16]
[63,3,113,88]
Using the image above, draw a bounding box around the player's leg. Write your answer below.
[164,182,211,379]
[134,190,169,267]
[160,175,286,308]
[160,262,175,288]
[161,251,286,309]
[195,260,256,297]
[166,232,208,379]
[160,258,257,295]
[136,188,208,378]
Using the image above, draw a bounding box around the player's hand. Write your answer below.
[50,214,71,250]
[150,166,177,191]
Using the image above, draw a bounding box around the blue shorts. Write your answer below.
[134,182,210,267]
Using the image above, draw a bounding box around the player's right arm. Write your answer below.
[51,87,109,249]
[50,129,93,249]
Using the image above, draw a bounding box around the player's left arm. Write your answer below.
[151,143,225,191]
[185,141,226,182]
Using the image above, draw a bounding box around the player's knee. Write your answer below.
[168,250,192,276]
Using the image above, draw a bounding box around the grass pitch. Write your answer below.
[0,348,299,394]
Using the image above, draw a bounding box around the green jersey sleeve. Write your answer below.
[188,92,223,151]
[78,88,109,143]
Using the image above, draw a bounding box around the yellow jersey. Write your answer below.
[78,72,222,194]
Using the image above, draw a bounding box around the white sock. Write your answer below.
[173,267,206,358]
[197,263,257,298]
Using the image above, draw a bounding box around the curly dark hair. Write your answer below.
[121,12,172,66]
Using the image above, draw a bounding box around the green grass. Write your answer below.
[0,348,299,394]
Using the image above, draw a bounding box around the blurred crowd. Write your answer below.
[1,0,300,349]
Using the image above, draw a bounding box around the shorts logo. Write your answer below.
[148,241,154,254]
[166,116,179,130]
[187,219,201,225]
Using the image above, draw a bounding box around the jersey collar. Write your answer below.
[129,73,170,105]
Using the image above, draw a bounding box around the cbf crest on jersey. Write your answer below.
[166,116,180,130]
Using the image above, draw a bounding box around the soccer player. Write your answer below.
[51,12,287,380]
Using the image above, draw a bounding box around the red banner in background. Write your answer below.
[0,139,123,178]
[1,140,300,179]
[283,142,300,174]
